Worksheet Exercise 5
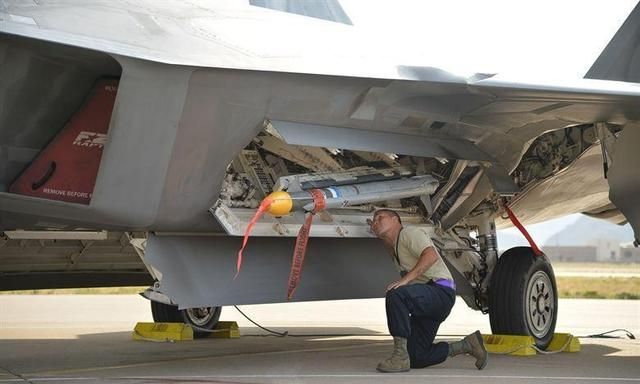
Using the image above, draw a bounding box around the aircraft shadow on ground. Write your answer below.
[0,328,634,379]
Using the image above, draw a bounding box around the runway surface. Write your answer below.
[0,295,638,383]
[553,263,640,278]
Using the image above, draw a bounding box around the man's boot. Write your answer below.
[376,336,410,373]
[448,330,488,370]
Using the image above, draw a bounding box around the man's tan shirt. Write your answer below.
[392,226,453,284]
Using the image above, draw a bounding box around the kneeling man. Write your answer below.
[368,209,488,372]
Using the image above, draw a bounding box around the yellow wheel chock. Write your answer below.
[207,321,241,339]
[481,333,580,356]
[132,321,240,342]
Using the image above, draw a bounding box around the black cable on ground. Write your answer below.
[214,306,639,342]
[232,307,638,340]
[233,305,389,337]
[579,329,635,339]
[233,305,288,337]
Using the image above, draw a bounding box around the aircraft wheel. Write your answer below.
[150,300,182,323]
[150,301,222,339]
[181,306,222,338]
[488,246,558,349]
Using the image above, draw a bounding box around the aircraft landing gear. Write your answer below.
[150,301,222,338]
[488,246,558,349]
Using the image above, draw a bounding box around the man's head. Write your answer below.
[368,209,402,238]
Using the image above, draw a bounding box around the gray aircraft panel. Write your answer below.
[608,123,640,243]
[1,54,639,231]
[0,0,405,79]
[1,2,640,233]
[2,1,640,298]
[498,144,612,228]
[586,2,640,83]
[146,233,402,308]
[270,120,494,162]
[1,0,639,94]
[146,233,476,309]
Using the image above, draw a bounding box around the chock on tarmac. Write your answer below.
[482,334,537,356]
[133,322,193,342]
[132,321,240,342]
[481,333,581,356]
[547,333,581,352]
[206,321,241,339]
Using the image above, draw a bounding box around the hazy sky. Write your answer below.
[498,213,581,247]
[340,0,637,80]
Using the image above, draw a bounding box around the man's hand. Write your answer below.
[386,278,409,292]
[385,247,440,292]
[366,218,375,235]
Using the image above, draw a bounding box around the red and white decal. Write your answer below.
[9,78,119,205]
[72,131,108,148]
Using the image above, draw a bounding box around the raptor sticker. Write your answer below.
[9,79,118,205]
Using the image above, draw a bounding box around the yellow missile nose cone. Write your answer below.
[265,191,293,216]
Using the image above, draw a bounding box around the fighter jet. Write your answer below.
[1,1,639,347]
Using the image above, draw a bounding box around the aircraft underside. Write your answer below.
[1,9,640,349]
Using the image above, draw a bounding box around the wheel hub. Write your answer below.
[185,307,215,326]
[525,271,555,338]
[536,294,545,313]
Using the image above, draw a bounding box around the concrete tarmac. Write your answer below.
[0,295,638,383]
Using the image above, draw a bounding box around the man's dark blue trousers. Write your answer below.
[385,282,456,368]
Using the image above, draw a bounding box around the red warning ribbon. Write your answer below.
[308,189,326,212]
[286,189,326,300]
[287,212,314,300]
[504,204,543,256]
[235,197,273,279]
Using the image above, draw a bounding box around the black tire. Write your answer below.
[150,300,182,323]
[488,246,558,349]
[150,301,222,339]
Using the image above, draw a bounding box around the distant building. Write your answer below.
[540,244,639,262]
[596,239,619,262]
[542,246,597,262]
[619,243,640,263]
